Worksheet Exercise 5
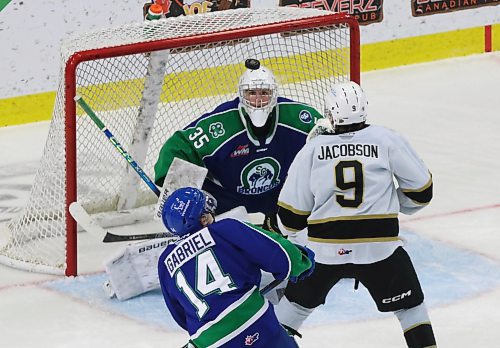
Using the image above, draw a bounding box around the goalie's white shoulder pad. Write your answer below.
[306,118,334,143]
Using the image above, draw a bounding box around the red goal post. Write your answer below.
[0,7,360,276]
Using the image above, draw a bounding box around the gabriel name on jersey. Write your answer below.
[154,96,323,214]
[164,230,215,276]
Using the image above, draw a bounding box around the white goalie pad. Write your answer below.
[154,157,208,220]
[104,206,249,301]
[104,237,177,301]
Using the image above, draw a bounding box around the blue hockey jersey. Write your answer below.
[154,97,323,214]
[157,218,312,347]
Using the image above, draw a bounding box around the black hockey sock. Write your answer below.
[404,323,436,348]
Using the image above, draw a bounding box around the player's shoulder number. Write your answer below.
[188,122,226,149]
[188,127,209,149]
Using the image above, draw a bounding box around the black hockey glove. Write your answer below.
[289,244,315,283]
[282,324,303,339]
[262,212,282,235]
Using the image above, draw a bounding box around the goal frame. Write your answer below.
[60,12,360,276]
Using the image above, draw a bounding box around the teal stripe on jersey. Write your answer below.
[191,288,266,347]
[0,0,12,12]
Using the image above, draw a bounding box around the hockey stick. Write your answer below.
[102,230,174,243]
[74,95,161,197]
[260,278,284,295]
[69,201,108,236]
[69,201,177,243]
[74,97,207,242]
[74,96,172,242]
[101,206,243,242]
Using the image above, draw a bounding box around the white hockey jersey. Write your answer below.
[277,125,432,265]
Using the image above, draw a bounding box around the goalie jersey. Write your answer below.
[157,218,312,348]
[154,97,322,214]
[277,125,433,265]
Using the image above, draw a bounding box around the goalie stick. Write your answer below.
[69,201,107,236]
[99,206,247,242]
[74,96,206,242]
[69,201,176,243]
[75,95,161,197]
[102,230,174,243]
[260,278,284,295]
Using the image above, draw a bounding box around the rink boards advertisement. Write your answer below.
[153,0,250,17]
[0,0,499,126]
[412,0,500,17]
[279,0,499,22]
[279,0,384,25]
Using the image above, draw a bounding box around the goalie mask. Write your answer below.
[324,81,368,128]
[238,61,278,128]
[162,187,217,236]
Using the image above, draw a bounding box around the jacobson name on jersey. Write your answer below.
[277,125,433,265]
[317,143,379,160]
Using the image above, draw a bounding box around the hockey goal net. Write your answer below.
[0,7,359,275]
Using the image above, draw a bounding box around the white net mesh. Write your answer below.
[0,7,358,275]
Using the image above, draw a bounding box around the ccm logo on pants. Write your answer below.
[382,290,412,304]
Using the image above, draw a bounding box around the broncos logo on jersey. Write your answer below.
[237,157,281,195]
[299,110,312,123]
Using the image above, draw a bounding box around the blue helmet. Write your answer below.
[161,187,217,236]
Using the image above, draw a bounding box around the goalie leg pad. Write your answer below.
[104,237,175,300]
[104,206,247,301]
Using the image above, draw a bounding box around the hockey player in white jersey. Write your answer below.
[274,81,437,348]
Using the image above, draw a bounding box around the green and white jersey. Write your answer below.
[154,96,323,214]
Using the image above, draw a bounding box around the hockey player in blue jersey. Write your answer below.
[158,187,315,348]
[154,59,323,231]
